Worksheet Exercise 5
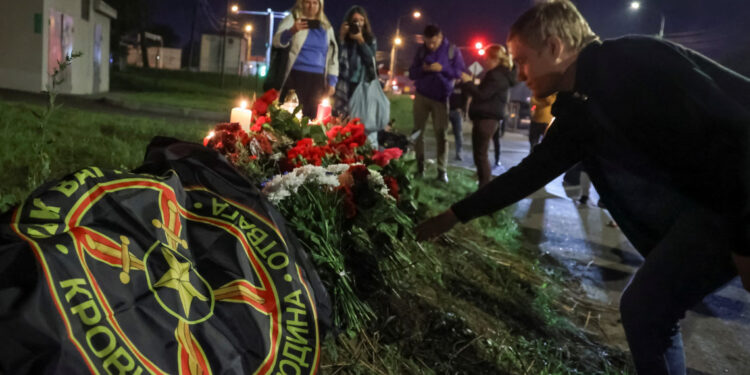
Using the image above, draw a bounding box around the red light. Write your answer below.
[474,42,483,50]
[478,49,486,56]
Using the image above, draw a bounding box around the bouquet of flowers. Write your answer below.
[204,90,420,333]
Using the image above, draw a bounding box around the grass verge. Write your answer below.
[320,166,634,374]
[111,67,264,113]
[0,99,209,211]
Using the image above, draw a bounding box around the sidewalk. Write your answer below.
[423,122,750,374]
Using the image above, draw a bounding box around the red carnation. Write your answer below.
[336,185,357,218]
[383,176,399,200]
[252,89,279,116]
[349,164,370,183]
[372,147,403,167]
[251,116,269,132]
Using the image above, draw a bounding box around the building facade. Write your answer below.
[199,34,249,75]
[0,0,117,94]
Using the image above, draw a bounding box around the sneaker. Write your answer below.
[494,160,502,167]
[455,154,463,161]
[436,171,449,183]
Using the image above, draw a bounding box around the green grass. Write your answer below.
[321,165,635,374]
[111,67,264,113]
[0,99,210,212]
[388,93,415,134]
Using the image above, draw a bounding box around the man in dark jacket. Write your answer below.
[409,24,466,182]
[417,1,750,374]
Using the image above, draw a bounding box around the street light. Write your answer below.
[629,1,664,38]
[389,10,423,91]
[245,24,253,32]
[231,4,239,13]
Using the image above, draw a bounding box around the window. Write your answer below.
[81,0,90,21]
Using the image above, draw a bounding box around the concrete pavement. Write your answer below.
[422,120,750,374]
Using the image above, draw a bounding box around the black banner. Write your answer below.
[0,137,331,374]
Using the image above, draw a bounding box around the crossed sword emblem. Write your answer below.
[79,199,273,374]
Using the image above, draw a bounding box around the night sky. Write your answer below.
[149,0,750,63]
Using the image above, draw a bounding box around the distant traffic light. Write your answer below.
[478,49,486,56]
[474,42,483,50]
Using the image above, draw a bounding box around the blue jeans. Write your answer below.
[620,205,737,374]
[448,109,463,156]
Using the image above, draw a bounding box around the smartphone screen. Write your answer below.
[305,19,321,29]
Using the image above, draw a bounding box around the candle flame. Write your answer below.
[240,100,248,109]
[203,131,216,146]
[321,98,330,106]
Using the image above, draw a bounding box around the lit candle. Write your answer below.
[203,131,215,146]
[230,100,253,133]
[316,98,332,123]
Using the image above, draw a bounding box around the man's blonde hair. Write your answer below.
[508,0,597,51]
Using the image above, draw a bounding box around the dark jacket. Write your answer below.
[451,36,750,256]
[464,65,517,121]
[408,39,466,102]
[333,37,377,116]
[449,83,468,111]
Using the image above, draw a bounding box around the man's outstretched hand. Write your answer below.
[416,209,459,241]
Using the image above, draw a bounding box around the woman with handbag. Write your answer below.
[334,6,389,145]
[272,0,339,118]
[460,44,517,187]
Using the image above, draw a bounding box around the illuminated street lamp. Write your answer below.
[231,4,239,13]
[245,24,253,32]
[389,10,423,91]
[629,1,664,38]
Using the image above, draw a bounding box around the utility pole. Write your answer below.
[220,0,229,88]
[187,0,199,70]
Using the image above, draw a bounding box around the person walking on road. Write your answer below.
[417,1,750,374]
[409,24,466,182]
[460,44,517,187]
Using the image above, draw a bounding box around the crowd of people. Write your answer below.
[268,1,750,374]
[269,0,526,184]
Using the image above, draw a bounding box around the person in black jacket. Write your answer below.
[418,1,750,374]
[460,44,517,187]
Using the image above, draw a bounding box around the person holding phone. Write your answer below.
[273,0,339,118]
[333,6,377,119]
